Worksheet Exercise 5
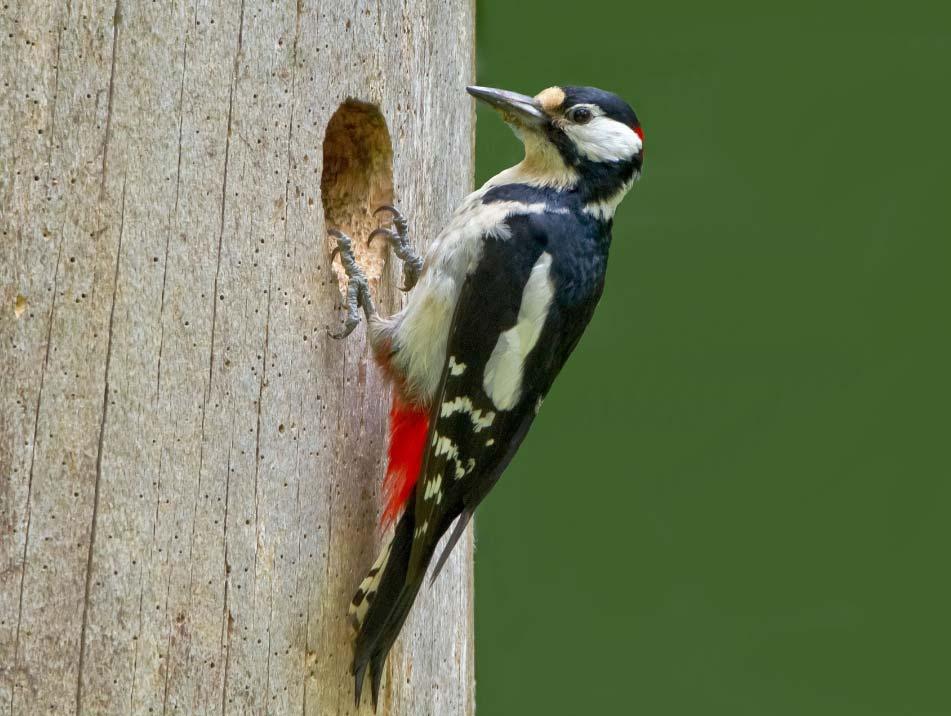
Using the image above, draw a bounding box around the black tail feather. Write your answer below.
[353,663,367,708]
[351,499,432,709]
[429,508,473,586]
[370,652,386,711]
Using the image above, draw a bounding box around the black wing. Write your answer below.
[351,209,610,706]
[407,210,610,582]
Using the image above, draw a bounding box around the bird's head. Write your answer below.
[468,84,644,209]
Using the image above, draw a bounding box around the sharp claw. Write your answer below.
[328,325,354,339]
[374,204,407,233]
[328,307,363,338]
[373,204,400,218]
[367,227,393,247]
[330,247,340,263]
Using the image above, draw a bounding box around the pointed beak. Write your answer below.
[466,86,547,128]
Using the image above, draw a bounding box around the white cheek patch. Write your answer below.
[564,116,642,163]
[483,252,554,411]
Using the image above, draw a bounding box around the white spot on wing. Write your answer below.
[424,473,443,501]
[434,435,459,460]
[448,356,466,376]
[440,396,495,431]
[483,252,555,410]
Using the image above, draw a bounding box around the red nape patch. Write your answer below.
[381,396,429,528]
[634,125,645,142]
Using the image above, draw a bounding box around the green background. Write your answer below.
[471,1,951,714]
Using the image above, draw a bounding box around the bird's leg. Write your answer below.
[329,229,376,339]
[369,205,423,292]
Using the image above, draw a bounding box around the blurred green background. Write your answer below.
[471,1,951,714]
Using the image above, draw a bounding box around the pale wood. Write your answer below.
[0,0,476,713]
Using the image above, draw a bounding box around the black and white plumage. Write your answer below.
[337,85,644,708]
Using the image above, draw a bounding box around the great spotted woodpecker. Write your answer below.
[331,84,644,708]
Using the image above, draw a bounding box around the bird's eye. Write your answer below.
[567,107,593,124]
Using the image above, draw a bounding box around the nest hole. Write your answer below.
[321,100,394,295]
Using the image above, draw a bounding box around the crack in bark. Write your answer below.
[253,275,271,550]
[99,0,122,202]
[263,575,275,707]
[207,0,245,391]
[75,177,127,714]
[9,236,63,716]
[298,403,317,716]
[218,407,237,715]
[44,27,63,193]
[127,439,165,712]
[282,0,303,246]
[292,394,307,715]
[158,544,176,716]
[156,35,189,401]
[248,274,273,697]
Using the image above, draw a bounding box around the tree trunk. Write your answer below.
[0,1,475,713]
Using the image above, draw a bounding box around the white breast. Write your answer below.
[391,188,548,403]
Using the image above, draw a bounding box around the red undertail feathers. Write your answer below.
[381,395,429,528]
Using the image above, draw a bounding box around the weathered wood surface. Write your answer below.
[0,0,476,713]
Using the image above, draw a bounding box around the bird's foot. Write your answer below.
[369,205,423,292]
[329,229,375,339]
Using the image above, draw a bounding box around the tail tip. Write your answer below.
[354,663,367,708]
[353,658,383,712]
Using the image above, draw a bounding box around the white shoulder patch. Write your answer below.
[392,194,550,403]
[482,252,554,410]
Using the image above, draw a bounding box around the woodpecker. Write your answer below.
[331,84,644,708]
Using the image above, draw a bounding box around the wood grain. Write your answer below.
[0,1,476,713]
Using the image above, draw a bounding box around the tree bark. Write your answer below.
[0,1,475,713]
